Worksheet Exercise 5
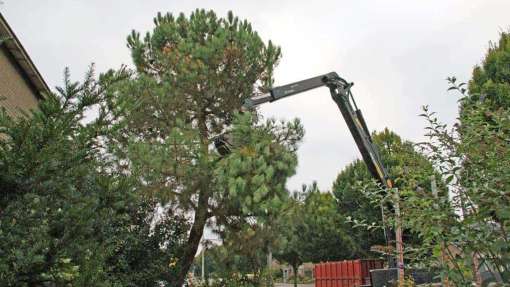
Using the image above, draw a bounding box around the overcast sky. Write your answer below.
[2,0,509,192]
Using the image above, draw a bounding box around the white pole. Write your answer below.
[267,247,273,286]
[431,176,450,287]
[201,247,205,283]
[393,189,404,286]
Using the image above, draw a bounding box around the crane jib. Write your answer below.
[270,72,337,101]
[240,71,392,189]
[270,73,390,188]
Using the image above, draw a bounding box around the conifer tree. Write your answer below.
[0,68,189,286]
[104,10,303,285]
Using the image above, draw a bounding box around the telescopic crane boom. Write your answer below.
[244,72,393,189]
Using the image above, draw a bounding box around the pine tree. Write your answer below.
[104,10,303,285]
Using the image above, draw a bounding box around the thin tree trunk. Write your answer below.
[173,115,211,286]
[431,176,450,287]
[471,252,482,287]
[173,190,209,286]
[293,263,298,287]
[393,189,404,287]
[267,246,273,287]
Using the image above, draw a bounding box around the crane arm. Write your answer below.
[244,72,392,189]
[245,72,338,107]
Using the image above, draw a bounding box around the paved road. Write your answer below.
[275,284,314,287]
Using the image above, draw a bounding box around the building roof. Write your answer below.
[0,12,50,99]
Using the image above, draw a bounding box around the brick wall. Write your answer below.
[0,47,40,117]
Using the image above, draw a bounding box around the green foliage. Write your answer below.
[299,186,359,262]
[103,10,300,286]
[275,183,358,287]
[193,244,264,286]
[202,181,356,287]
[0,68,189,286]
[214,114,302,220]
[274,192,306,285]
[461,31,510,226]
[0,68,116,286]
[333,159,384,255]
[106,202,190,286]
[403,31,510,285]
[204,224,273,285]
[465,31,510,112]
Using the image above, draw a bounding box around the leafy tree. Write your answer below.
[106,201,190,286]
[103,10,302,286]
[0,68,122,286]
[386,32,510,285]
[332,129,436,259]
[465,32,510,114]
[460,31,510,280]
[462,31,510,243]
[211,220,277,286]
[414,32,510,284]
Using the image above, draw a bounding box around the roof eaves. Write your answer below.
[0,12,50,99]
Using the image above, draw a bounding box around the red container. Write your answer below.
[314,259,384,287]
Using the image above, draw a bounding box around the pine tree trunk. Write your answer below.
[173,116,211,286]
[172,189,209,286]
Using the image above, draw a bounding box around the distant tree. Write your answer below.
[275,183,358,287]
[332,129,436,259]
[274,192,306,287]
[300,185,359,262]
[103,10,302,286]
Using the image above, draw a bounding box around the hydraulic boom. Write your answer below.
[244,72,393,189]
